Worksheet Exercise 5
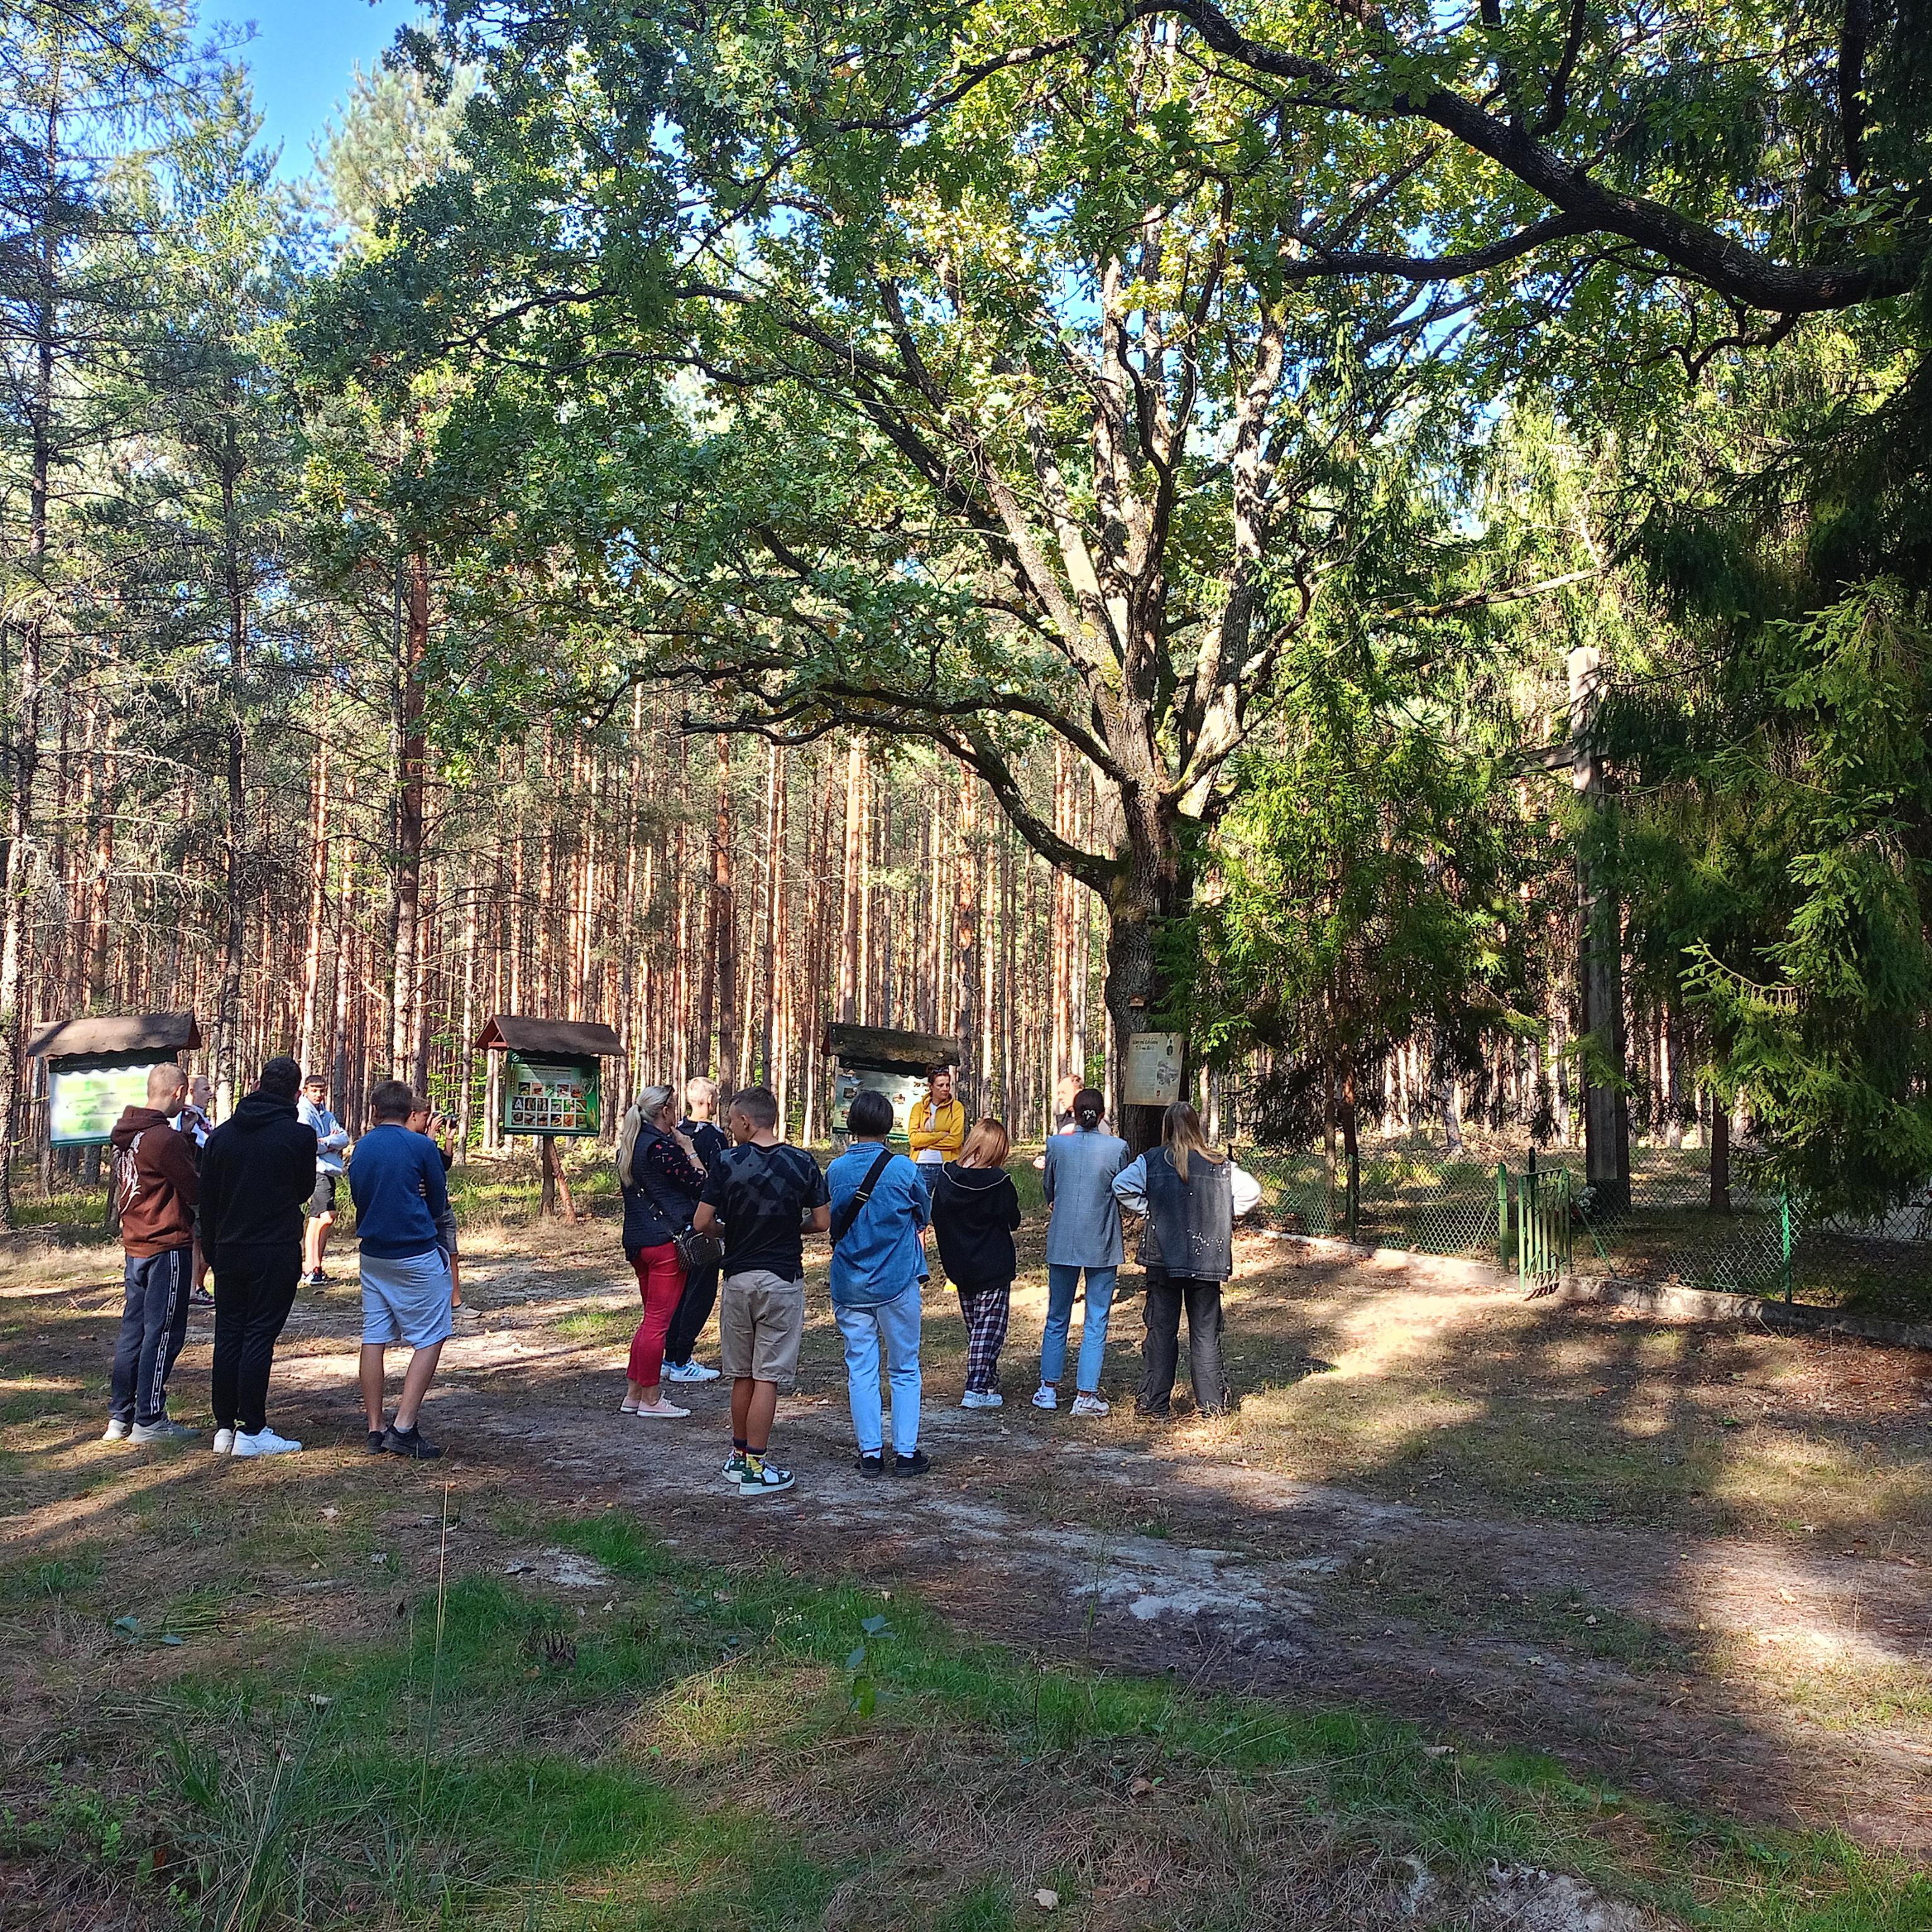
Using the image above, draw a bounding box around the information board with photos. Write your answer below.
[49,1063,165,1147]
[501,1053,601,1138]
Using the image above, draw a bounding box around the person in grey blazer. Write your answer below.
[1034,1087,1128,1416]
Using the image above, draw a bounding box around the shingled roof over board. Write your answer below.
[822,1023,960,1072]
[27,1012,202,1061]
[473,1016,624,1057]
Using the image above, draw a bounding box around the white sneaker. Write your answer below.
[1070,1393,1111,1418]
[664,1360,720,1383]
[961,1389,1004,1409]
[1031,1385,1058,1411]
[101,1418,130,1442]
[212,1428,234,1455]
[232,1426,303,1457]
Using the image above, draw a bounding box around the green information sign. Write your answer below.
[501,1052,601,1138]
[49,1063,164,1147]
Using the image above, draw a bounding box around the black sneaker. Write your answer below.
[856,1453,884,1478]
[892,1449,931,1478]
[366,1430,387,1454]
[381,1424,443,1461]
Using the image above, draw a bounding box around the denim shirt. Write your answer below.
[827,1145,928,1306]
[1041,1127,1128,1267]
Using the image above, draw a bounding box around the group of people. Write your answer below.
[613,1067,1260,1500]
[102,1056,463,1460]
[98,1051,1259,1494]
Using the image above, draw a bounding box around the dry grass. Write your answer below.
[5,1223,1932,1928]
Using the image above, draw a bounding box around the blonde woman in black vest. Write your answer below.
[1111,1102,1260,1418]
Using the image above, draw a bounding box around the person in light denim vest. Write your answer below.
[1033,1087,1128,1418]
[1114,1102,1261,1418]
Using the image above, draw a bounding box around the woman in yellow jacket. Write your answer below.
[908,1065,965,1203]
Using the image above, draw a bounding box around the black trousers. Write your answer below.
[663,1263,719,1367]
[110,1247,193,1426]
[1137,1270,1228,1416]
[210,1249,301,1434]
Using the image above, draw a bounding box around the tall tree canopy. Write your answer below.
[311,0,1557,1139]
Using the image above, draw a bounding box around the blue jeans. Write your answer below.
[835,1285,923,1457]
[110,1247,192,1426]
[1041,1263,1118,1393]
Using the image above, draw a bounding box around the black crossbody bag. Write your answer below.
[830,1145,896,1248]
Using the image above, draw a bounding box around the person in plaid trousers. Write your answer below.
[929,1118,1023,1409]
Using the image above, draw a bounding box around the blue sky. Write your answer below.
[204,0,432,177]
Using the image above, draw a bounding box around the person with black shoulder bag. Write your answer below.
[825,1089,932,1477]
[615,1085,710,1420]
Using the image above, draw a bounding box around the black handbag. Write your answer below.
[673,1223,724,1272]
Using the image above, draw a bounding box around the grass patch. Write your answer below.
[16,1513,1921,1931]
[552,1304,640,1345]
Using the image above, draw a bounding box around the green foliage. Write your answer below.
[1167,634,1551,1142]
[1665,587,1932,1212]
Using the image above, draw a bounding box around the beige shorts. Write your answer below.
[718,1270,806,1389]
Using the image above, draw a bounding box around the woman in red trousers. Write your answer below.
[615,1085,708,1418]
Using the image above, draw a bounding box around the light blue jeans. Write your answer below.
[835,1285,923,1457]
[1041,1263,1118,1393]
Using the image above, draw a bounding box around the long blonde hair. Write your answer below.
[616,1084,675,1186]
[615,1101,645,1188]
[1161,1101,1223,1182]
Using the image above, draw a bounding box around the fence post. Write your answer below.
[1557,1166,1572,1274]
[1346,1148,1360,1246]
[1780,1191,1793,1302]
[1496,1162,1510,1264]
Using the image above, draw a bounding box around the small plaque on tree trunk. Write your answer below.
[1121,1032,1184,1107]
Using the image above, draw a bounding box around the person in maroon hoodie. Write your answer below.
[103,1063,202,1444]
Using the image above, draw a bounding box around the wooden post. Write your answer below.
[538,1133,576,1221]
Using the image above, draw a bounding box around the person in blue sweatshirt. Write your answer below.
[349,1079,454,1460]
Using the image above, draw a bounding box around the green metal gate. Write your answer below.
[1515,1157,1572,1292]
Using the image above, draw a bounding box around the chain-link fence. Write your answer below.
[1241,1147,1507,1262]
[1239,1140,1932,1319]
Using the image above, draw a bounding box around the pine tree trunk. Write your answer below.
[712,733,738,1090]
[297,720,330,1072]
[390,550,429,1079]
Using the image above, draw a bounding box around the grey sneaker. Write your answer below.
[130,1418,199,1444]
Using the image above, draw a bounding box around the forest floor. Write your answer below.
[4,1210,1931,1930]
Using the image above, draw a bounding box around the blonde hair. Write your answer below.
[615,1101,645,1188]
[616,1085,675,1186]
[1161,1101,1222,1183]
[958,1116,1009,1168]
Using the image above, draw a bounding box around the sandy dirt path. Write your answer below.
[90,1239,1909,1859]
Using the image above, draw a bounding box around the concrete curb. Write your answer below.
[1545,1274,1932,1351]
[1260,1229,1932,1353]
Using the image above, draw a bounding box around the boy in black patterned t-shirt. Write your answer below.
[692,1086,830,1497]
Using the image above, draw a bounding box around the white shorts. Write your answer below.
[360,1249,454,1348]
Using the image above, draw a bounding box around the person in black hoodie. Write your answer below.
[930,1117,1023,1409]
[198,1056,318,1457]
